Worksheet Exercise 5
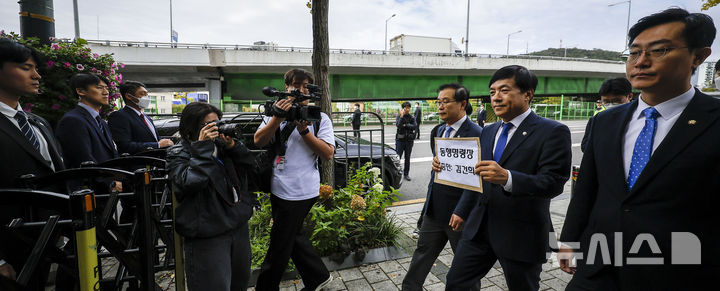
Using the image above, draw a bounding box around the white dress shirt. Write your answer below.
[622,87,694,179]
[126,106,158,140]
[0,101,55,171]
[441,115,468,138]
[493,108,533,192]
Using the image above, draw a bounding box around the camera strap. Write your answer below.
[276,122,297,156]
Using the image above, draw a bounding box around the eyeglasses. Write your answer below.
[622,47,688,63]
[437,99,458,107]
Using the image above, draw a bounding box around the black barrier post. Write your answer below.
[571,165,580,198]
[70,189,100,291]
[134,169,155,290]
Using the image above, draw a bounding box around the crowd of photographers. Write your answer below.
[2,7,720,291]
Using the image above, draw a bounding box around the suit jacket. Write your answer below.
[108,106,159,154]
[477,108,487,126]
[462,112,571,264]
[55,105,118,169]
[352,109,362,127]
[0,112,64,188]
[0,111,64,261]
[560,90,720,289]
[414,107,422,124]
[423,117,483,223]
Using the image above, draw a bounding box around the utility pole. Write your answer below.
[19,0,56,44]
[465,0,470,59]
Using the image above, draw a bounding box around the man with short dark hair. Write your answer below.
[56,73,118,169]
[351,103,361,138]
[580,77,633,152]
[477,101,487,127]
[0,37,64,289]
[253,68,334,291]
[445,65,572,290]
[108,81,173,155]
[396,101,417,181]
[401,83,482,291]
[560,8,719,290]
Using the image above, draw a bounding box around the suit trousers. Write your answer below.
[402,215,481,291]
[352,124,360,138]
[184,223,251,291]
[255,196,329,291]
[446,218,542,291]
[395,140,413,176]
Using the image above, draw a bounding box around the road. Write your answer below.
[337,119,588,203]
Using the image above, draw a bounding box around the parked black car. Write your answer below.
[151,113,403,190]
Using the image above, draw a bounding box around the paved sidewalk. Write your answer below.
[275,189,573,291]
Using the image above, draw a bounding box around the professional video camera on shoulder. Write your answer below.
[261,84,322,122]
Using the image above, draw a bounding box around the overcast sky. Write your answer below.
[1,0,719,61]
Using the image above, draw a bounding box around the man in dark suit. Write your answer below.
[108,81,173,155]
[56,73,119,169]
[580,77,632,152]
[559,9,719,291]
[414,101,422,139]
[444,65,571,290]
[0,37,65,289]
[351,103,361,138]
[476,102,487,127]
[402,83,483,291]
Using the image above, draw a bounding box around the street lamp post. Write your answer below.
[385,14,396,52]
[608,0,632,51]
[465,0,470,58]
[506,30,522,56]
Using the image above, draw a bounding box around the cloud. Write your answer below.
[1,0,719,60]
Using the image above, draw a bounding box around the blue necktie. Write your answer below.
[444,127,454,138]
[14,111,40,151]
[627,107,660,190]
[493,123,513,162]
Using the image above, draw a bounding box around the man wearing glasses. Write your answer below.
[581,77,633,152]
[401,83,482,291]
[560,8,718,290]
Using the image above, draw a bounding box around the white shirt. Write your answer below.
[256,112,335,201]
[441,115,468,138]
[622,87,694,179]
[493,108,533,192]
[0,101,55,171]
[126,106,158,140]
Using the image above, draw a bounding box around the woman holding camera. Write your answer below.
[166,102,254,291]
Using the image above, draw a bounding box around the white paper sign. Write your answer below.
[434,137,483,192]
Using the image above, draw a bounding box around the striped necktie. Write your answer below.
[14,111,41,151]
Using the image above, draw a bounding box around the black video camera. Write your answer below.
[205,120,243,139]
[261,84,322,122]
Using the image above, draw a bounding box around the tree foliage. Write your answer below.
[702,0,720,10]
[529,47,624,61]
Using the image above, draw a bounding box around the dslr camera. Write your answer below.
[262,84,322,122]
[205,120,243,139]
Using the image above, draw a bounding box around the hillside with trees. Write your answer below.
[529,47,623,61]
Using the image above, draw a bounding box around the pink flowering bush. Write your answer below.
[1,32,124,125]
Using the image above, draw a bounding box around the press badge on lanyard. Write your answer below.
[276,155,286,171]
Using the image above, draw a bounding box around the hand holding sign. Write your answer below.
[434,137,482,192]
[475,160,509,185]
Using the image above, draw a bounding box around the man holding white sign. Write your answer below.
[401,83,483,291]
[444,65,572,290]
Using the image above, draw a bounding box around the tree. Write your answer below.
[702,0,719,10]
[311,0,334,186]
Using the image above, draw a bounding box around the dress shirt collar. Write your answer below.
[0,100,23,119]
[503,107,532,129]
[447,115,468,133]
[634,87,694,121]
[77,102,100,119]
[126,105,144,116]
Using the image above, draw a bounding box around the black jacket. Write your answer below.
[395,114,417,141]
[167,139,255,238]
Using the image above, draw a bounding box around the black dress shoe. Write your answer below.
[404,175,412,181]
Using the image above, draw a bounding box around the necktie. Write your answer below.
[140,113,150,128]
[444,127,454,138]
[14,111,40,151]
[95,115,106,135]
[627,107,660,190]
[493,123,513,162]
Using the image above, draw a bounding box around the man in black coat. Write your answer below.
[445,66,572,290]
[395,101,417,181]
[108,81,173,155]
[351,103,361,138]
[476,102,487,127]
[414,101,422,139]
[0,38,64,290]
[560,8,719,290]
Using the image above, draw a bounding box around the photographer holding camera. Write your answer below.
[166,102,255,291]
[253,68,335,291]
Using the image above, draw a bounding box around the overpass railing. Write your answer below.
[82,39,623,64]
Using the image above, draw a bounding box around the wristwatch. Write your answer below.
[299,128,310,136]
